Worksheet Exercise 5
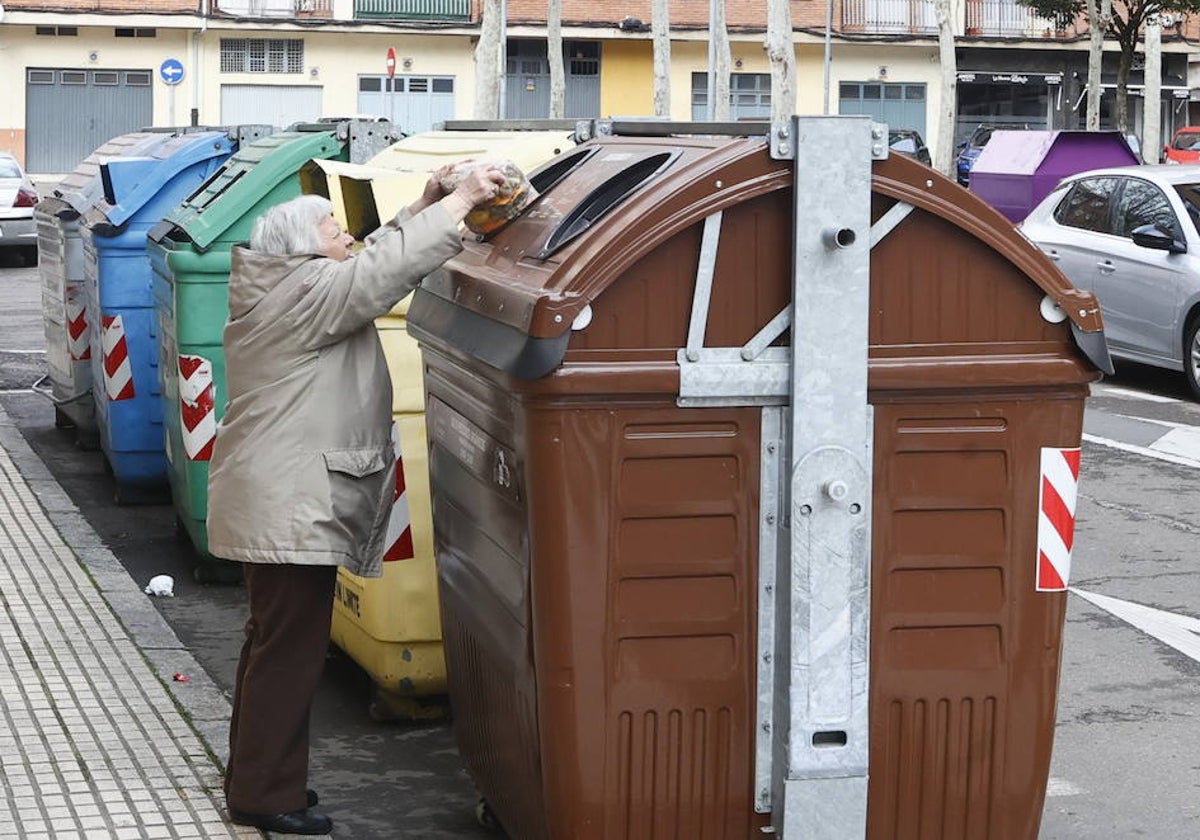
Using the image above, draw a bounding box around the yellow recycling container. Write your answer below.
[304,126,577,719]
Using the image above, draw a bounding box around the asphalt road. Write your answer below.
[3,250,1200,838]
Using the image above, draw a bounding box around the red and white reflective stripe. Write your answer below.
[66,297,90,361]
[178,354,216,461]
[1036,446,1081,592]
[383,423,415,562]
[100,314,135,401]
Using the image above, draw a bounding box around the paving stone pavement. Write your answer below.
[0,407,277,839]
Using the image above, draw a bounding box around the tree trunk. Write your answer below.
[651,0,671,117]
[1143,17,1161,164]
[547,0,565,118]
[933,0,958,175]
[1115,41,1133,134]
[709,0,731,120]
[765,0,795,125]
[1085,0,1112,130]
[473,0,503,119]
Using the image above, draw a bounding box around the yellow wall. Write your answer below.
[600,40,653,117]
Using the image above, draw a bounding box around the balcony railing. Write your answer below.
[217,0,332,17]
[964,0,1071,37]
[354,0,470,20]
[842,0,937,35]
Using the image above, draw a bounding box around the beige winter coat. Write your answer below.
[206,204,462,578]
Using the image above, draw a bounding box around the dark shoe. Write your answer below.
[228,807,332,835]
[307,789,319,807]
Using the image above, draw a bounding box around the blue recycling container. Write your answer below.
[35,131,181,448]
[81,130,241,503]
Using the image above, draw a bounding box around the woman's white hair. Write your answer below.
[249,194,334,257]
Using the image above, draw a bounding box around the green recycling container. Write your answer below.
[147,129,350,581]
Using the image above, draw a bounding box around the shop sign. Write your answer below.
[958,72,1063,85]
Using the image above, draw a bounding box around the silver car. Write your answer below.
[1020,164,1200,396]
[0,152,38,265]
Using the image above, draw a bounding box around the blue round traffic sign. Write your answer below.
[159,58,185,86]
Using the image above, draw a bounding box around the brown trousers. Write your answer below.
[224,562,338,814]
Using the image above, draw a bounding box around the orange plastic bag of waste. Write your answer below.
[440,159,537,236]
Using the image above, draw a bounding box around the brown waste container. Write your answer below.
[407,118,1108,840]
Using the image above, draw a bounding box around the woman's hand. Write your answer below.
[422,162,458,205]
[439,165,508,224]
[407,162,462,215]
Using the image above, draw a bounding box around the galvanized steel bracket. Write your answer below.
[576,118,613,142]
[787,444,871,769]
[769,121,794,160]
[770,119,891,162]
[678,211,793,407]
[343,119,400,164]
[677,347,790,406]
[230,124,272,147]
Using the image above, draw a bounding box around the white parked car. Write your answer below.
[1020,164,1200,396]
[0,152,38,265]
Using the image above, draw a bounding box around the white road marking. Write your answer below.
[1071,588,1200,664]
[1152,426,1200,462]
[1092,384,1180,404]
[0,389,34,395]
[1102,416,1200,463]
[0,348,45,355]
[1083,433,1200,469]
[1045,777,1086,797]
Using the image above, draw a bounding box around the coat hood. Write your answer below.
[229,244,321,319]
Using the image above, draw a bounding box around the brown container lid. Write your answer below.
[410,132,1107,380]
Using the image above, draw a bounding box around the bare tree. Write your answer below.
[1143,15,1161,162]
[1084,0,1113,129]
[933,0,959,175]
[474,0,504,119]
[548,0,565,118]
[765,0,795,124]
[651,0,671,117]
[710,0,731,120]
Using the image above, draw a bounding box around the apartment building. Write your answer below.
[0,0,1194,173]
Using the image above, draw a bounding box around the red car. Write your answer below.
[1164,126,1200,163]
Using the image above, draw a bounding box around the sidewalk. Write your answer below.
[0,408,266,840]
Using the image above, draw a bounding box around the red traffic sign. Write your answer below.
[386,47,396,79]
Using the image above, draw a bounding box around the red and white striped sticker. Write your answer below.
[383,423,414,562]
[66,295,90,361]
[178,354,216,461]
[1036,446,1081,592]
[100,314,135,401]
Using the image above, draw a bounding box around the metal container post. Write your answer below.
[772,115,875,838]
[668,115,879,835]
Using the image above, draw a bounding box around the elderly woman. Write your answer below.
[208,164,505,835]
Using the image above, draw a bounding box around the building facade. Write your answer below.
[0,0,1195,173]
